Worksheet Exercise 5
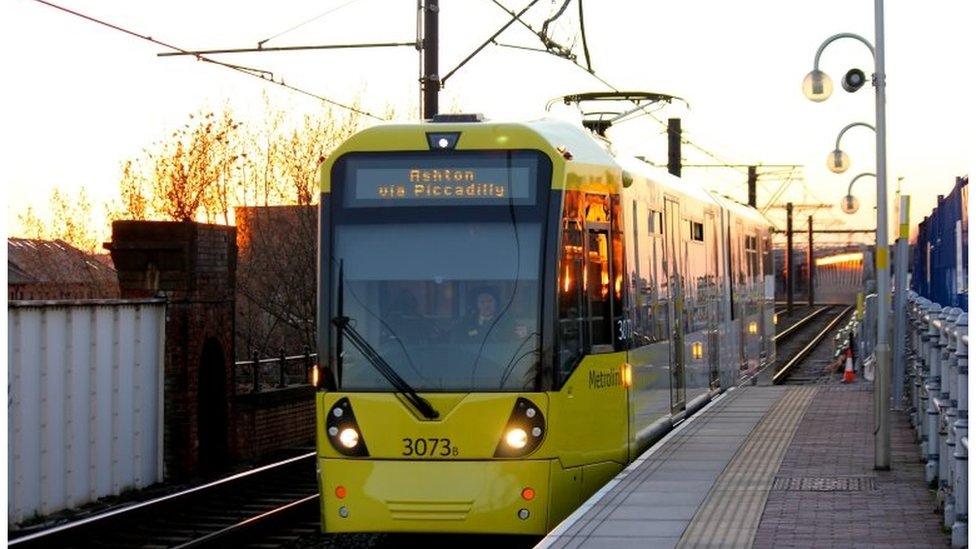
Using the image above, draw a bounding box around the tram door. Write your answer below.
[663,198,685,413]
[706,212,721,389]
[582,193,615,351]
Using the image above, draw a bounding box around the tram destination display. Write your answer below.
[342,151,539,207]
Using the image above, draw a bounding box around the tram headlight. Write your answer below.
[505,428,528,449]
[339,428,360,449]
[326,397,370,457]
[495,398,546,458]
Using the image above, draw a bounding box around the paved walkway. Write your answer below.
[537,379,948,548]
[753,382,948,548]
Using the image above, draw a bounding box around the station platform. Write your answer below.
[536,378,948,548]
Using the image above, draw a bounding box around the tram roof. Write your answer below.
[325,117,770,227]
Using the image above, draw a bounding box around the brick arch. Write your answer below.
[198,336,229,471]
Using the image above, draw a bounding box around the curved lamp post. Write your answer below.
[802,32,875,102]
[828,122,876,174]
[802,0,890,471]
[841,172,876,214]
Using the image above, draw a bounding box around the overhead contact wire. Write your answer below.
[257,0,363,47]
[31,0,386,120]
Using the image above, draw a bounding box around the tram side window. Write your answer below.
[585,230,613,347]
[609,195,626,349]
[578,192,623,351]
[630,207,666,346]
[557,192,586,377]
[744,234,760,316]
[648,210,663,235]
[745,235,759,283]
[649,209,669,342]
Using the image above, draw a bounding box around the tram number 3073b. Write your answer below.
[401,437,460,457]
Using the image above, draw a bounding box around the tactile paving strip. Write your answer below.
[771,476,877,491]
[676,386,818,549]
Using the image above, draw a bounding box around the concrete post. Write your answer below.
[940,309,962,513]
[945,311,963,529]
[910,296,929,432]
[952,313,968,548]
[917,300,933,453]
[925,305,946,481]
[907,294,919,428]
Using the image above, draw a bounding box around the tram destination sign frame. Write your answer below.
[341,151,540,208]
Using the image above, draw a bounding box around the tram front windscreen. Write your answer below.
[330,150,551,392]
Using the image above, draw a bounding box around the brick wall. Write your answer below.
[233,387,316,461]
[108,220,236,478]
[107,220,318,476]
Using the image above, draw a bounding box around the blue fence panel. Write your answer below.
[912,176,968,311]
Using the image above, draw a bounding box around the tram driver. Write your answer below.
[457,287,530,342]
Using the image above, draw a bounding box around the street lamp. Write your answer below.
[827,122,876,174]
[841,172,876,214]
[802,69,833,102]
[802,1,891,471]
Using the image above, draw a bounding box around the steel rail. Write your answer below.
[774,305,830,343]
[173,494,320,549]
[773,305,854,384]
[9,451,317,547]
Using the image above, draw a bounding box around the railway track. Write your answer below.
[9,452,320,549]
[10,307,852,549]
[772,304,854,384]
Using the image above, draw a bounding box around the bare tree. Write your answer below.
[106,98,376,359]
[109,108,242,224]
[16,188,100,254]
[233,102,364,358]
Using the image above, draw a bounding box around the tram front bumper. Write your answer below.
[319,457,551,534]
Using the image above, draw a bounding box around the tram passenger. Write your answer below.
[386,289,438,344]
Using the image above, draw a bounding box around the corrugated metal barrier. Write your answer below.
[7,299,166,524]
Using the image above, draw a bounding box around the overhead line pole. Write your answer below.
[667,118,682,177]
[422,0,440,119]
[786,202,794,313]
[808,215,815,306]
[747,166,758,208]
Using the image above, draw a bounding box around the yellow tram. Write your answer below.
[313,114,774,534]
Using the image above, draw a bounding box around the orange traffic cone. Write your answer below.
[843,347,856,383]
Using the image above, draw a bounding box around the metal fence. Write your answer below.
[906,292,967,547]
[911,176,968,310]
[233,347,316,394]
[7,300,166,524]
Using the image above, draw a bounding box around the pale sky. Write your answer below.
[2,0,974,246]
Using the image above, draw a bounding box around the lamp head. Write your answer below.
[827,149,850,174]
[842,68,867,93]
[841,194,860,214]
[803,69,832,102]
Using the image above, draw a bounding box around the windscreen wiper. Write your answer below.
[332,262,439,420]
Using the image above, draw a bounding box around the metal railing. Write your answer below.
[234,347,318,394]
[906,292,967,548]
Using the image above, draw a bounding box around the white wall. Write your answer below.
[7,300,165,524]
